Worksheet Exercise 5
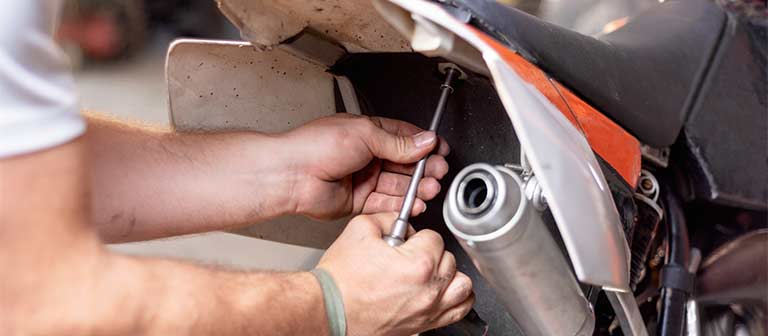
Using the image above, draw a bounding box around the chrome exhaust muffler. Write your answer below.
[443,163,595,336]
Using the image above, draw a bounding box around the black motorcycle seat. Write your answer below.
[448,0,726,147]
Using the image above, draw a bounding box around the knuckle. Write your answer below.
[395,135,410,155]
[330,127,352,148]
[436,158,449,177]
[368,116,384,128]
[422,229,444,248]
[417,288,441,311]
[386,197,402,211]
[356,117,377,134]
[412,255,436,281]
[349,214,375,230]
[390,176,404,192]
[443,252,456,269]
[456,273,473,292]
[350,214,370,224]
[449,309,465,323]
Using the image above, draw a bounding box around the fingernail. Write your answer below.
[421,204,427,214]
[413,131,436,148]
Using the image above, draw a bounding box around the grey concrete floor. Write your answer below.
[75,33,323,271]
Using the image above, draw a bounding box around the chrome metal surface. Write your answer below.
[685,300,701,336]
[523,175,548,211]
[606,291,650,336]
[380,0,631,291]
[686,248,703,336]
[456,171,496,217]
[384,67,458,246]
[448,164,519,236]
[444,164,595,336]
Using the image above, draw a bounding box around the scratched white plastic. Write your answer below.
[382,0,631,291]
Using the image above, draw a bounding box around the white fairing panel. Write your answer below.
[381,0,631,291]
[486,57,631,291]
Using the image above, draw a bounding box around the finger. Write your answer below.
[435,252,457,291]
[357,119,437,164]
[382,155,449,179]
[401,229,444,265]
[375,172,441,200]
[436,135,451,156]
[430,294,476,330]
[362,193,427,216]
[351,212,416,237]
[369,117,451,157]
[369,116,425,136]
[438,272,473,310]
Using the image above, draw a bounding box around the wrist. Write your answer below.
[211,131,301,220]
[236,271,330,336]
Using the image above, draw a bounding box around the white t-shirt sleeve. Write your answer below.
[0,0,85,158]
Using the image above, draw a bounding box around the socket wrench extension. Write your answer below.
[383,65,459,247]
[381,65,488,336]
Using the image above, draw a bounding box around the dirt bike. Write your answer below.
[163,0,767,334]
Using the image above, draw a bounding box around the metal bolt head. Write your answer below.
[641,178,654,190]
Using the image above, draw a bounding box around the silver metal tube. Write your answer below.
[444,163,595,336]
[384,67,457,247]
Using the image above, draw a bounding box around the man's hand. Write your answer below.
[278,114,450,220]
[318,212,475,335]
[85,113,448,242]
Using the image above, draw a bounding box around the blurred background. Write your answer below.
[62,0,325,270]
[61,0,657,270]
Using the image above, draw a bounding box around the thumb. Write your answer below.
[366,129,437,164]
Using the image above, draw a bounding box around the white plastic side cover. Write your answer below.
[486,57,630,292]
[382,0,630,291]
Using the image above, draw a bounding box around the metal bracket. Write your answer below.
[438,62,468,79]
[641,145,670,168]
[606,290,650,336]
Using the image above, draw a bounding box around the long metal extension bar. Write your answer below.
[383,66,459,247]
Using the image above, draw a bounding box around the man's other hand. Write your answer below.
[318,212,475,335]
[278,114,450,220]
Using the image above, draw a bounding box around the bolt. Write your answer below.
[641,178,654,191]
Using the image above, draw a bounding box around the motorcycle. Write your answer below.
[163,0,767,334]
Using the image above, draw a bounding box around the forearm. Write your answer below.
[85,114,298,242]
[100,253,327,335]
[1,136,324,335]
[7,246,327,335]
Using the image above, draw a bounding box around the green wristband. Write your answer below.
[310,268,347,336]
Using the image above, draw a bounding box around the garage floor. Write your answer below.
[75,33,323,271]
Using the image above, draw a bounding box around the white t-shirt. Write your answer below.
[0,0,85,158]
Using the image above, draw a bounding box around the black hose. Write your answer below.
[657,186,691,336]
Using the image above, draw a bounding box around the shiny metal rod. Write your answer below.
[383,67,458,247]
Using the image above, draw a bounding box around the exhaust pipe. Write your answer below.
[443,163,594,336]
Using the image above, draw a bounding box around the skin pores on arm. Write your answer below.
[85,114,297,243]
[0,138,328,335]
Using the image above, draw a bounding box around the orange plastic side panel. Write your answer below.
[553,82,642,189]
[472,29,641,188]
